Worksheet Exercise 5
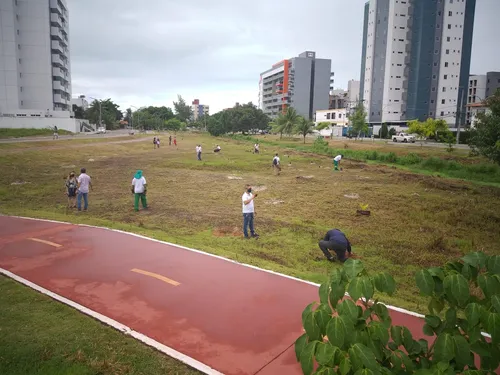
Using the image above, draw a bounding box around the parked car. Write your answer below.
[96,127,106,134]
[392,132,415,143]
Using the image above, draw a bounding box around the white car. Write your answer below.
[96,127,106,134]
[392,132,415,143]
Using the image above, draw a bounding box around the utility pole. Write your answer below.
[456,87,465,145]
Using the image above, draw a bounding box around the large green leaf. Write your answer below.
[445,308,457,329]
[453,334,472,370]
[319,282,330,305]
[402,327,414,351]
[337,299,359,324]
[315,368,336,375]
[330,268,344,285]
[350,343,378,371]
[423,324,434,336]
[428,267,445,280]
[428,297,445,315]
[390,351,402,371]
[344,259,365,279]
[353,370,375,375]
[433,333,455,362]
[300,341,318,375]
[492,294,500,313]
[348,277,363,301]
[302,303,316,326]
[425,315,441,328]
[391,325,402,346]
[465,303,483,327]
[373,303,391,327]
[303,310,322,341]
[339,357,351,375]
[295,333,308,361]
[314,305,332,336]
[488,312,500,344]
[329,282,346,308]
[315,342,337,366]
[487,255,500,275]
[373,272,396,295]
[398,350,414,372]
[358,276,374,300]
[416,269,435,296]
[462,252,487,268]
[368,321,389,345]
[443,274,470,306]
[366,337,383,361]
[478,274,500,299]
[326,316,347,349]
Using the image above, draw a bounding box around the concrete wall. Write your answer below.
[0,115,85,132]
[291,57,312,119]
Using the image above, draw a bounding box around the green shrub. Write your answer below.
[398,153,422,165]
[421,157,447,171]
[295,252,500,374]
[312,137,329,153]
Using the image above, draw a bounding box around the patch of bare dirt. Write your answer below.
[344,193,359,199]
[253,251,287,266]
[264,199,285,205]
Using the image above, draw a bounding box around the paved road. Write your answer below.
[0,216,434,375]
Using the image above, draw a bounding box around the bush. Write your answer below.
[366,151,379,161]
[312,137,329,153]
[295,252,500,374]
[398,153,423,165]
[421,157,447,171]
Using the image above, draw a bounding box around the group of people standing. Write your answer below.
[65,168,92,211]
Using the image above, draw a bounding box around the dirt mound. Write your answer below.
[253,185,267,192]
[344,193,359,199]
[296,176,314,180]
[265,199,285,205]
[227,175,242,180]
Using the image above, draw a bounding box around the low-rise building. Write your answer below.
[467,102,490,128]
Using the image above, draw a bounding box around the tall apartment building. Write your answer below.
[258,51,331,120]
[0,0,71,113]
[191,99,209,121]
[466,72,500,126]
[347,80,360,104]
[360,0,476,127]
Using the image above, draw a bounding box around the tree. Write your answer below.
[389,127,397,137]
[295,117,314,144]
[270,107,300,139]
[408,119,428,145]
[85,99,121,129]
[206,103,269,136]
[380,122,389,139]
[350,103,368,140]
[316,122,331,131]
[164,118,182,132]
[295,252,500,374]
[469,89,500,165]
[72,104,85,119]
[173,95,193,123]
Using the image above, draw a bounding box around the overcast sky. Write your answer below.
[68,0,498,113]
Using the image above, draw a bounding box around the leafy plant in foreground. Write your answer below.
[295,252,500,374]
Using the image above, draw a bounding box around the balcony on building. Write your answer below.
[53,93,67,105]
[50,26,63,40]
[52,54,63,66]
[51,40,63,53]
[50,13,62,27]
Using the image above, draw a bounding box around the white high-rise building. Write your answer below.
[0,0,71,113]
[359,0,476,128]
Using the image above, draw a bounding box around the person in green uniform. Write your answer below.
[131,170,148,211]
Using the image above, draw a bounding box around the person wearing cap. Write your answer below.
[333,154,344,171]
[131,170,148,212]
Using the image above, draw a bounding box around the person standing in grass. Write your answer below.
[77,168,92,212]
[272,153,281,175]
[173,136,177,146]
[131,170,148,212]
[254,143,260,154]
[169,135,172,146]
[65,171,77,208]
[333,154,343,171]
[318,229,352,262]
[156,136,160,148]
[153,137,157,149]
[53,126,59,140]
[242,184,259,239]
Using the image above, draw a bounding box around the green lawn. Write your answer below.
[0,128,73,139]
[1,132,499,372]
[0,276,201,375]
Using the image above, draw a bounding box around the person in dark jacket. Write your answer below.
[319,229,352,262]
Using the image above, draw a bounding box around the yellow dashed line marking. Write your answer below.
[131,268,180,286]
[28,238,62,248]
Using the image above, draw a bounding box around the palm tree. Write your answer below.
[270,107,300,139]
[295,116,314,143]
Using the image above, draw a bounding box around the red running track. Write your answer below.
[0,216,428,375]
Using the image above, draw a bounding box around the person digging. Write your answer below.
[131,170,148,212]
[333,154,344,171]
[318,229,352,262]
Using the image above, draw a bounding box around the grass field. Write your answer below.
[1,132,500,372]
[0,128,73,139]
[0,276,201,375]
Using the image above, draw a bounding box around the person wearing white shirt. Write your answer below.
[77,167,92,211]
[131,170,148,212]
[242,185,259,238]
[333,154,344,171]
[272,153,281,175]
[254,143,260,154]
[196,145,202,161]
